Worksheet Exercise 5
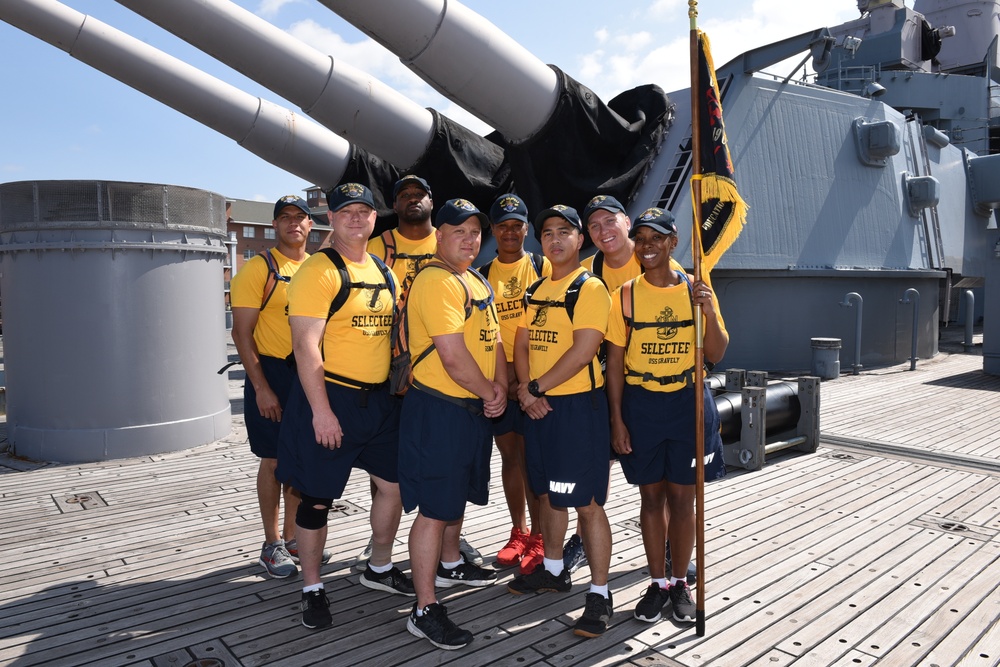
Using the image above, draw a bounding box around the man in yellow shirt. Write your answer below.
[230,195,313,579]
[360,175,484,570]
[582,194,686,291]
[477,194,550,574]
[400,199,507,650]
[509,205,615,638]
[367,175,437,294]
[277,183,414,631]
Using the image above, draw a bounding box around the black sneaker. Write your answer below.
[360,564,416,596]
[407,602,473,650]
[562,533,588,574]
[434,561,498,588]
[634,583,671,623]
[573,591,614,637]
[670,580,696,623]
[300,589,332,629]
[507,564,572,595]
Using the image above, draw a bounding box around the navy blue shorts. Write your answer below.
[245,355,295,459]
[275,379,400,499]
[491,398,524,436]
[524,389,611,509]
[619,382,727,486]
[398,387,492,522]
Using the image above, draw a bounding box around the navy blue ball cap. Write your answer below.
[435,198,489,228]
[582,194,626,223]
[392,174,432,200]
[489,193,529,225]
[629,207,678,237]
[273,195,311,220]
[327,182,376,212]
[533,204,582,239]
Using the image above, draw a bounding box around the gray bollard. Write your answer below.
[810,338,842,380]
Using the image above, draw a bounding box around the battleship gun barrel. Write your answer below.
[0,0,351,190]
[116,0,435,170]
[318,0,559,142]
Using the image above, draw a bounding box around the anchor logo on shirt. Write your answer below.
[657,306,678,340]
[503,276,523,299]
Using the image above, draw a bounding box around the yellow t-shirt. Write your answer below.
[367,228,436,294]
[229,248,307,358]
[606,274,727,392]
[408,266,499,399]
[582,252,685,293]
[476,253,552,363]
[287,252,394,386]
[519,267,610,396]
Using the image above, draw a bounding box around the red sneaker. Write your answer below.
[519,533,545,575]
[496,527,529,567]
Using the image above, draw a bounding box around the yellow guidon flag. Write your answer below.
[692,30,748,275]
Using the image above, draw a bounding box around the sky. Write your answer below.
[0,0,864,203]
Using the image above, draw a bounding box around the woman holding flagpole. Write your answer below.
[605,206,728,625]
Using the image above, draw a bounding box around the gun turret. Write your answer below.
[320,0,675,219]
[116,0,435,171]
[0,0,350,190]
[114,0,512,216]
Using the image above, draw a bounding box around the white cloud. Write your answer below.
[648,0,684,19]
[256,0,301,19]
[579,50,606,81]
[595,28,610,44]
[574,1,860,100]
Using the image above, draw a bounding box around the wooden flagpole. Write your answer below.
[688,0,707,638]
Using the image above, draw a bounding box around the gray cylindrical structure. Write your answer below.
[810,337,842,380]
[0,180,232,462]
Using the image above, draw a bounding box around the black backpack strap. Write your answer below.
[523,271,594,321]
[592,251,604,278]
[319,248,394,320]
[320,248,352,319]
[479,259,493,280]
[627,271,696,333]
[621,278,636,352]
[466,267,496,320]
[529,252,544,277]
[564,270,599,322]
[523,276,547,314]
[259,248,289,311]
[626,366,696,386]
[370,253,397,305]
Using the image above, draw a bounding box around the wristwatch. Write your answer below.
[527,380,545,398]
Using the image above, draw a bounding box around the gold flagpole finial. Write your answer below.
[688,0,698,20]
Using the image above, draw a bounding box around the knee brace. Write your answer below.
[295,494,332,530]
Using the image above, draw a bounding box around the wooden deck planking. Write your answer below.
[1,346,999,666]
